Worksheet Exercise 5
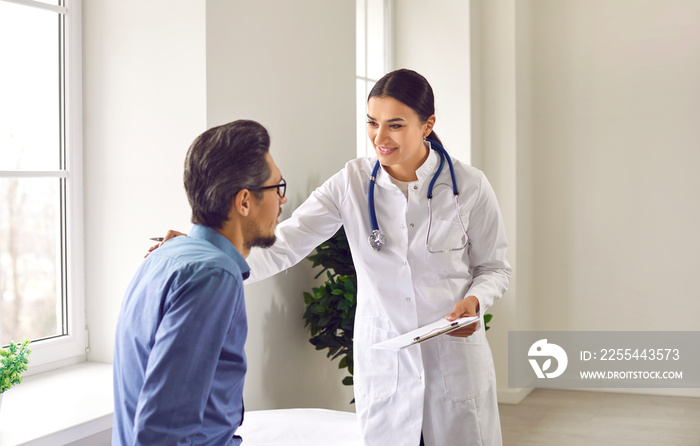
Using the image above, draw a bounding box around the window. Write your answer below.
[356,0,393,158]
[0,0,84,371]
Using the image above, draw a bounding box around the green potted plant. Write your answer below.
[0,339,31,410]
[302,228,356,392]
[302,228,493,399]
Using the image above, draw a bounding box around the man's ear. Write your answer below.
[234,189,252,217]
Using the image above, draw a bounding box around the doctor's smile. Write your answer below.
[375,145,397,156]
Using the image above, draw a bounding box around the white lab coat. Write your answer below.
[247,144,511,446]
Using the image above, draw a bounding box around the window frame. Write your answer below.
[356,0,393,159]
[0,0,85,374]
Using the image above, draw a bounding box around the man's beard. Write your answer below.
[245,220,276,250]
[247,233,276,250]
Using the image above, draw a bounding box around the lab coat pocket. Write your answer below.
[437,331,494,402]
[425,218,467,274]
[354,318,399,400]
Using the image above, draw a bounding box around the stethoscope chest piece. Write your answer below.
[368,229,386,251]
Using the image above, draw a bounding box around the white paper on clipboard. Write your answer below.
[371,316,479,352]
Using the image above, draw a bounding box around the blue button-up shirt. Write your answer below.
[113,225,249,446]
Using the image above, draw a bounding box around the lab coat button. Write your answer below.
[405,297,411,302]
[413,185,418,190]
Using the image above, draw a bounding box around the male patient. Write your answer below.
[113,120,287,445]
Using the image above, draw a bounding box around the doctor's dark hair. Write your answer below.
[183,120,271,229]
[368,68,443,145]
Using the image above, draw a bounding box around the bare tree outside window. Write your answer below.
[1,0,68,346]
[0,172,61,343]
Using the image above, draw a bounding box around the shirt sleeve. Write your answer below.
[132,266,243,444]
[246,168,348,282]
[465,172,512,314]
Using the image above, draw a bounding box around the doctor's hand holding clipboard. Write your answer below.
[371,315,480,352]
[444,294,480,338]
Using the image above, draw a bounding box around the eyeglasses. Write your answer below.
[253,178,286,198]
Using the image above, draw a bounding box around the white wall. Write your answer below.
[206,0,356,411]
[393,0,472,163]
[473,0,700,399]
[83,0,356,411]
[470,0,532,404]
[531,0,700,334]
[531,0,700,398]
[83,0,206,365]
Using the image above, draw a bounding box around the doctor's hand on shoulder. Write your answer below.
[446,296,480,338]
[146,229,186,257]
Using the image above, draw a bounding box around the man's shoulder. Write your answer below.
[150,236,243,279]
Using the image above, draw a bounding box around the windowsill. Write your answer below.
[0,362,113,446]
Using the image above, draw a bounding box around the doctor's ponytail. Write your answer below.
[368,69,443,146]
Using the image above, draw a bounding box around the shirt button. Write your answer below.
[409,223,415,228]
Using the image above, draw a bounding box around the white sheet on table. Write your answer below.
[235,408,362,446]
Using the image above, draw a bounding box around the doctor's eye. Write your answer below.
[389,124,404,130]
[366,120,379,128]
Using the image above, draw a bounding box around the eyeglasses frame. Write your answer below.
[252,178,286,198]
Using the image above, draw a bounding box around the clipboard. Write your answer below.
[371,316,479,351]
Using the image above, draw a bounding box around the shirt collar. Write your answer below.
[188,224,251,280]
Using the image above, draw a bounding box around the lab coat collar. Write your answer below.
[372,141,439,189]
[416,141,440,182]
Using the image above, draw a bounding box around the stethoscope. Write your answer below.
[368,139,469,252]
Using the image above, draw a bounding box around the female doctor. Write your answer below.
[246,69,510,446]
[155,69,510,445]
